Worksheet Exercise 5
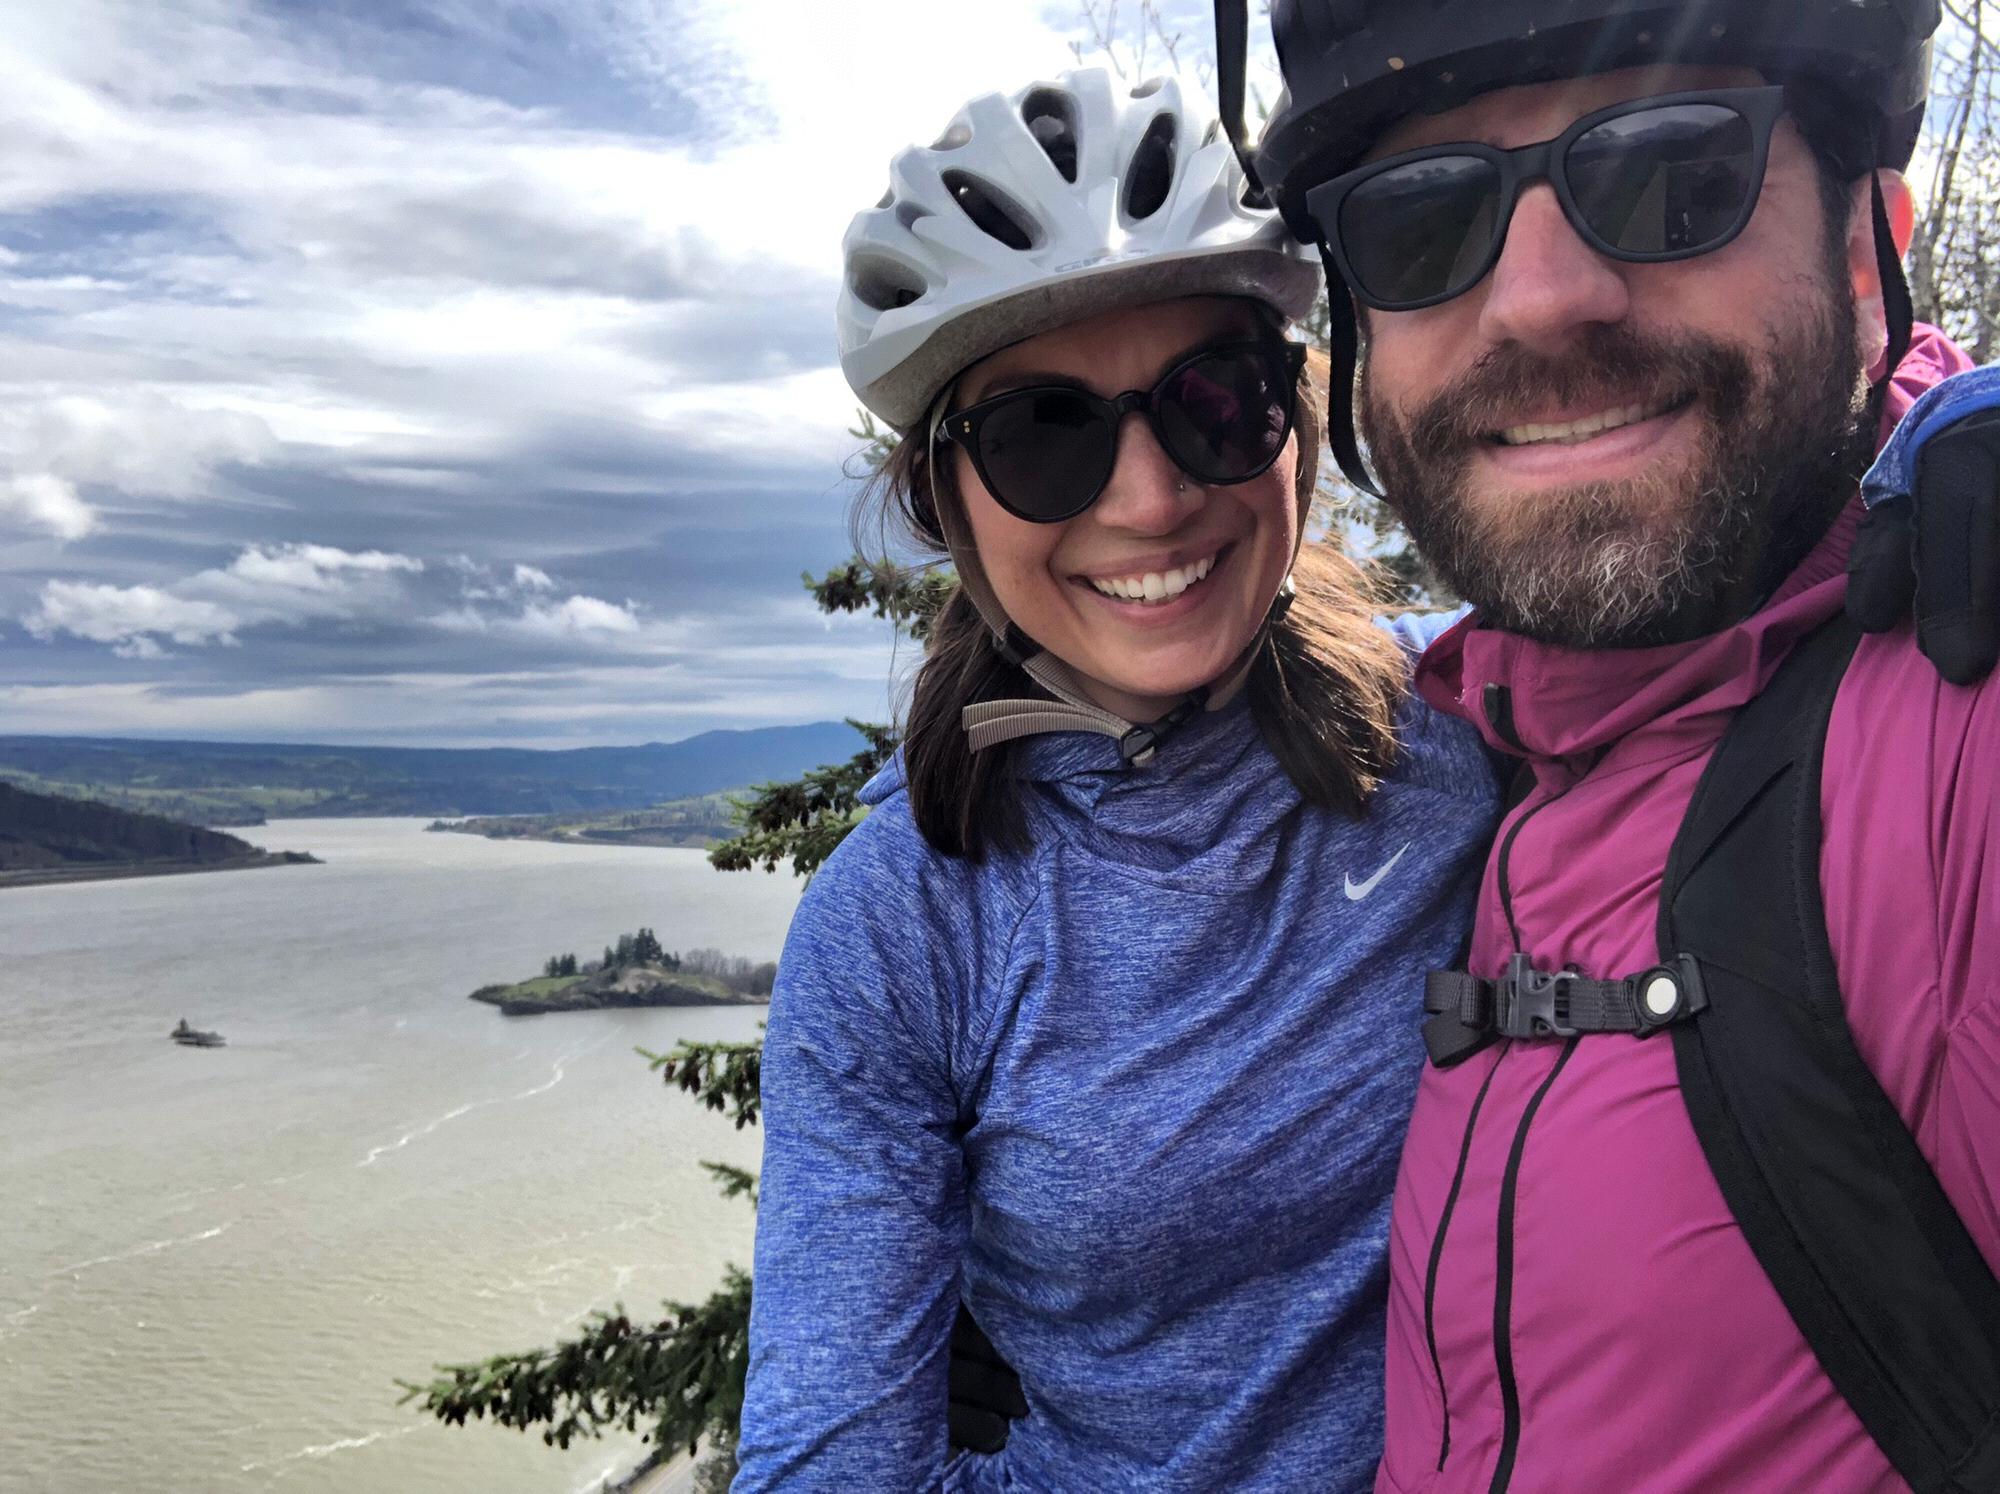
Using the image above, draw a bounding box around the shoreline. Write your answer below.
[0,852,319,891]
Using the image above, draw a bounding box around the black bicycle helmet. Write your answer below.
[1257,0,1935,224]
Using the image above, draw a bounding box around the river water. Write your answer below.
[0,819,805,1493]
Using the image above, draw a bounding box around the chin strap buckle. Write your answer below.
[1118,689,1211,767]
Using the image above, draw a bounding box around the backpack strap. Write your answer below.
[1661,613,2000,1494]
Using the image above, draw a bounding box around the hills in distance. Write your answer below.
[0,722,867,826]
[0,780,317,888]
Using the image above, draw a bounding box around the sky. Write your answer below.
[0,0,1256,747]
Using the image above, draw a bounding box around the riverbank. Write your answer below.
[0,849,319,890]
[428,792,743,852]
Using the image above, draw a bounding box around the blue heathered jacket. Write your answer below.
[736,618,1499,1492]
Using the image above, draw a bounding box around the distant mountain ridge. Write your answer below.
[0,722,866,824]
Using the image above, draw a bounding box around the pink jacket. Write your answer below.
[1380,327,2000,1494]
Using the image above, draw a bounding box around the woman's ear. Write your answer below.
[1852,168,1915,381]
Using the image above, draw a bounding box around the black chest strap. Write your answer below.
[1423,953,1707,1065]
[1662,614,2000,1494]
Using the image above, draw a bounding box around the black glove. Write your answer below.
[946,1304,1027,1456]
[1850,407,2000,685]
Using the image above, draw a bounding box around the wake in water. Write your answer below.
[237,1422,420,1473]
[0,1303,39,1343]
[53,1221,232,1276]
[357,1036,609,1168]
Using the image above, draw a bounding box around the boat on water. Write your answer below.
[170,1018,225,1048]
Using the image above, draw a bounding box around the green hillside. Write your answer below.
[0,782,316,888]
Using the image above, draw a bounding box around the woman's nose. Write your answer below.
[1088,414,1202,534]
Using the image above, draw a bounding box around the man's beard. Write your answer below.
[1359,284,1874,649]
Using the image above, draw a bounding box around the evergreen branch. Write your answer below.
[642,1038,764,1129]
[707,721,900,880]
[398,1271,752,1457]
[807,558,955,643]
[701,1162,759,1206]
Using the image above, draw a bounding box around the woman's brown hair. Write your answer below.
[861,343,1407,860]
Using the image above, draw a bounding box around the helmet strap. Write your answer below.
[1871,172,1913,384]
[1318,245,1384,497]
[1212,0,1267,207]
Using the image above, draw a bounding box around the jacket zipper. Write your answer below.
[1425,751,1561,1474]
[1425,1046,1507,1471]
[1477,691,1586,1491]
[1488,1038,1578,1494]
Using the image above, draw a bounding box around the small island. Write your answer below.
[0,781,318,889]
[470,927,775,1016]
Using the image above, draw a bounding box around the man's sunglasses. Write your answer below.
[936,339,1308,524]
[1305,86,1790,312]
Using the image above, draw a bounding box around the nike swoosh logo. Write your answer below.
[1345,842,1412,902]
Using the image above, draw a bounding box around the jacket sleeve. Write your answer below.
[733,826,973,1491]
[1931,671,2000,1264]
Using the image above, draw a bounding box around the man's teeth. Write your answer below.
[1498,399,1676,447]
[1088,553,1216,604]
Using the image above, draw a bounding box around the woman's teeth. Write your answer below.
[1497,397,1678,447]
[1088,553,1216,604]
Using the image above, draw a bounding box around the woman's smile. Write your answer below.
[1073,544,1233,625]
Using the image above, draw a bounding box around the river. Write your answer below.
[0,819,805,1493]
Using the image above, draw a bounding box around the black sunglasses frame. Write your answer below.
[1306,85,1790,313]
[935,339,1309,524]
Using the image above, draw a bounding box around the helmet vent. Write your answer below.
[1020,88,1079,182]
[941,170,1038,250]
[1124,113,1176,221]
[894,200,931,232]
[848,255,926,313]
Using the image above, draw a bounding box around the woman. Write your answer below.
[735,70,1499,1492]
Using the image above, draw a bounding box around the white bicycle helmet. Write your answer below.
[839,68,1320,431]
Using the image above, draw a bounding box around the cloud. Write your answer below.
[21,542,431,654]
[224,543,424,591]
[519,594,640,636]
[512,563,554,590]
[1,475,95,541]
[433,586,660,650]
[25,580,241,653]
[0,394,279,539]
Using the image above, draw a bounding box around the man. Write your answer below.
[1237,1,2000,1489]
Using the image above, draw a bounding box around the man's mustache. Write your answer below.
[1402,326,1749,451]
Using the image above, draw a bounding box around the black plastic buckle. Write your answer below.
[1495,953,1581,1040]
[1118,690,1209,767]
[1118,723,1163,765]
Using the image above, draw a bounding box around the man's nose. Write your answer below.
[1476,183,1631,351]
[1089,414,1202,534]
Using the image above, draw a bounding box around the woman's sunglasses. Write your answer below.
[935,339,1308,524]
[1305,85,1789,312]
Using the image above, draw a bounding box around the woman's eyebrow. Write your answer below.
[962,329,1266,405]
[961,368,1080,403]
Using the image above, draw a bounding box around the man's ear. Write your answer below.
[1852,168,1915,381]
